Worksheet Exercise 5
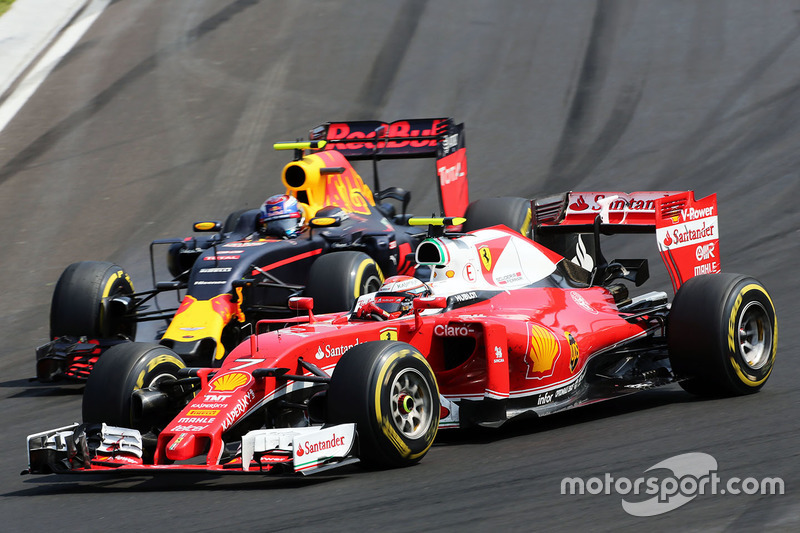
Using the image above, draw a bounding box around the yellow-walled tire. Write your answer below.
[306,251,383,313]
[327,341,439,468]
[50,261,136,340]
[668,273,777,396]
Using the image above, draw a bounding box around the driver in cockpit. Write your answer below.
[257,194,306,238]
[353,275,432,320]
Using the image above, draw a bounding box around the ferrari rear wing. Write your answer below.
[308,118,469,219]
[533,191,684,232]
[532,191,721,291]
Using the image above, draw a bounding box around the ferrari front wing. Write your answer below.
[24,423,358,476]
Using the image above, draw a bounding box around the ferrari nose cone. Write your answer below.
[165,433,202,461]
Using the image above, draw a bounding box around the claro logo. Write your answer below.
[434,324,474,337]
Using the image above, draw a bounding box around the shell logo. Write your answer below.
[526,324,561,379]
[209,371,252,392]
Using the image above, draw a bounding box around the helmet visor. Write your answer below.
[262,216,299,237]
[374,295,410,317]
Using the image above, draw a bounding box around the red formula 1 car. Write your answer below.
[25,191,777,476]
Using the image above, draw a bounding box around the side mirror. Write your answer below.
[309,216,342,228]
[289,296,316,323]
[193,221,222,232]
[288,296,314,311]
[412,296,447,331]
[413,296,448,310]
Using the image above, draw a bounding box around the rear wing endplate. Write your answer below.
[533,191,721,291]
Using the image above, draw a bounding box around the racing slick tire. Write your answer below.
[305,251,384,314]
[327,341,439,468]
[50,260,136,340]
[82,342,186,429]
[462,196,532,236]
[667,273,777,396]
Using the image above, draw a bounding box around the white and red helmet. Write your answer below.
[355,276,431,320]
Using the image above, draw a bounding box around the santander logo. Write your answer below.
[569,195,589,211]
[663,232,673,247]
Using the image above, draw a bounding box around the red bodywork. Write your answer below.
[146,224,662,469]
[30,191,721,475]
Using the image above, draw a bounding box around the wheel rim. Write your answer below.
[389,368,433,439]
[737,301,772,370]
[147,373,176,389]
[362,273,383,295]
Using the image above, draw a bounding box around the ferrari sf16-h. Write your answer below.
[25,190,777,476]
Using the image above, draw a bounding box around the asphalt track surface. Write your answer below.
[1,1,798,531]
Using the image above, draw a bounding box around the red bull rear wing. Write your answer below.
[309,118,469,219]
[533,191,721,291]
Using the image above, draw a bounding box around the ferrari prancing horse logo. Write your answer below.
[479,246,492,271]
[380,328,398,341]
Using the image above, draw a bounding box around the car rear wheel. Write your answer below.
[462,197,532,236]
[305,251,384,313]
[50,261,136,340]
[668,273,777,396]
[327,341,439,468]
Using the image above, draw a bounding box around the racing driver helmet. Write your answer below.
[356,276,432,320]
[258,194,304,238]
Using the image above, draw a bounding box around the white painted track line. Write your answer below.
[0,0,111,133]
